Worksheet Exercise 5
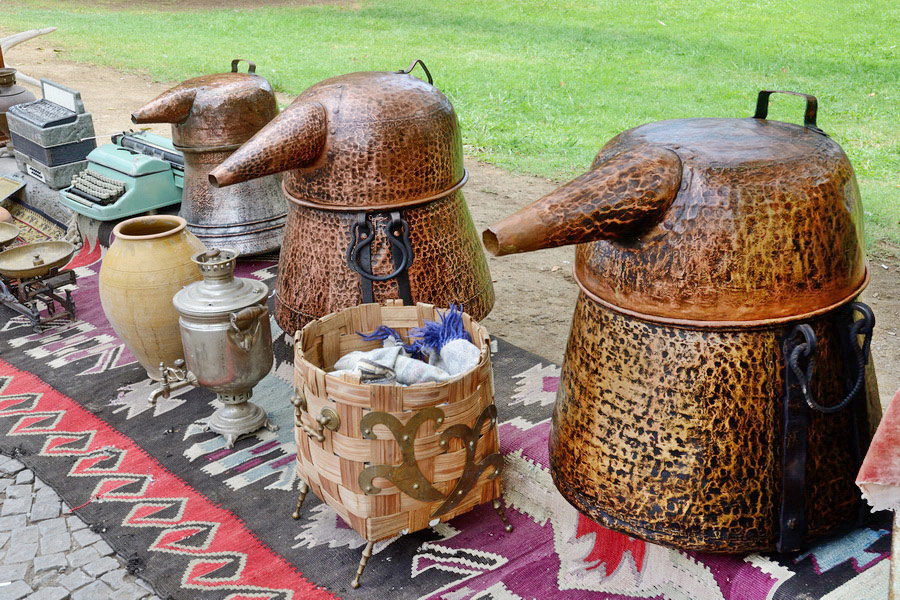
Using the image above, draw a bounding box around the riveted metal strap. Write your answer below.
[778,323,815,553]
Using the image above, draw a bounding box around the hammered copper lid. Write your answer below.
[131,59,277,149]
[209,60,465,208]
[485,91,867,324]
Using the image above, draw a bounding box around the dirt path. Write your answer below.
[5,35,897,406]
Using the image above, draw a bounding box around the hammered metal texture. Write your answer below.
[132,70,277,148]
[486,116,866,323]
[274,189,494,334]
[483,145,681,255]
[210,70,462,207]
[208,101,327,188]
[550,292,878,552]
[180,148,286,256]
[132,65,285,255]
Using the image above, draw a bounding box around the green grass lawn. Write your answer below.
[5,0,898,248]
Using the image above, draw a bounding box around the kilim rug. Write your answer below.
[0,239,891,599]
[4,197,67,245]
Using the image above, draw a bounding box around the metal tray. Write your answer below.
[0,222,19,248]
[0,240,75,279]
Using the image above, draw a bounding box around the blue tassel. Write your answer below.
[357,305,469,359]
[357,325,420,356]
[409,304,470,354]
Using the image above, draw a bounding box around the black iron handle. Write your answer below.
[803,302,875,414]
[396,59,433,85]
[231,59,257,74]
[347,215,414,282]
[753,90,823,134]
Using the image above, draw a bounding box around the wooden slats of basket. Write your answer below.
[293,300,501,542]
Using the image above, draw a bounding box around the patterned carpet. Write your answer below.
[0,240,891,599]
[4,198,68,245]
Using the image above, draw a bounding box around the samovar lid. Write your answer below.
[173,248,269,317]
[131,59,278,149]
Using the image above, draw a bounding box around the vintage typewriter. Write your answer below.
[59,131,184,221]
[6,80,96,189]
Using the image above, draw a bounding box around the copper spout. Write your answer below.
[208,101,328,188]
[483,145,682,256]
[131,86,197,125]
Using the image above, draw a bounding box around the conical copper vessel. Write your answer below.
[132,60,285,256]
[486,91,880,553]
[210,61,493,334]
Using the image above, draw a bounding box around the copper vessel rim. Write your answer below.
[187,214,287,229]
[574,266,870,330]
[112,215,188,241]
[283,169,469,212]
[175,142,244,153]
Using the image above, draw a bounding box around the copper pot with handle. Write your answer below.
[209,60,494,334]
[132,59,285,256]
[485,91,880,552]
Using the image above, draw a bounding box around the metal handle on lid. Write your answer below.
[753,90,824,135]
[396,59,433,85]
[231,59,257,74]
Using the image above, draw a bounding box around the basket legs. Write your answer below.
[350,541,375,589]
[291,480,309,520]
[492,498,514,533]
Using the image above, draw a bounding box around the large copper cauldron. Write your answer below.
[132,60,285,255]
[209,60,493,334]
[485,91,880,553]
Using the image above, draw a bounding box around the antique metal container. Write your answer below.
[131,60,285,255]
[169,248,277,446]
[485,91,880,553]
[0,68,36,142]
[208,60,494,334]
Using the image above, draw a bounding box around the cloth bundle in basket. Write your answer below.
[291,300,512,588]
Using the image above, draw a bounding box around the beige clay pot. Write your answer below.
[99,215,206,380]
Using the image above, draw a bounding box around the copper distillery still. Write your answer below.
[209,60,494,334]
[132,60,285,255]
[485,91,880,553]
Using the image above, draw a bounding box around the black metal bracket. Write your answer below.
[778,323,815,553]
[776,302,876,552]
[347,211,414,305]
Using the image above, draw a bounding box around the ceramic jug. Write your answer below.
[99,215,206,380]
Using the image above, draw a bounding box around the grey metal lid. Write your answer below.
[173,248,268,317]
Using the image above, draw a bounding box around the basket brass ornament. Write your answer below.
[291,300,511,588]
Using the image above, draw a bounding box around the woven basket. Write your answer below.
[292,300,504,543]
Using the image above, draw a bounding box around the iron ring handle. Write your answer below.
[347,218,413,282]
[396,59,433,85]
[803,302,875,414]
[753,90,823,134]
[231,58,257,74]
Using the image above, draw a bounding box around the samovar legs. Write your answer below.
[291,480,309,520]
[350,541,375,589]
[492,498,514,533]
[204,392,278,448]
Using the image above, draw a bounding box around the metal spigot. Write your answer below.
[149,360,198,405]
